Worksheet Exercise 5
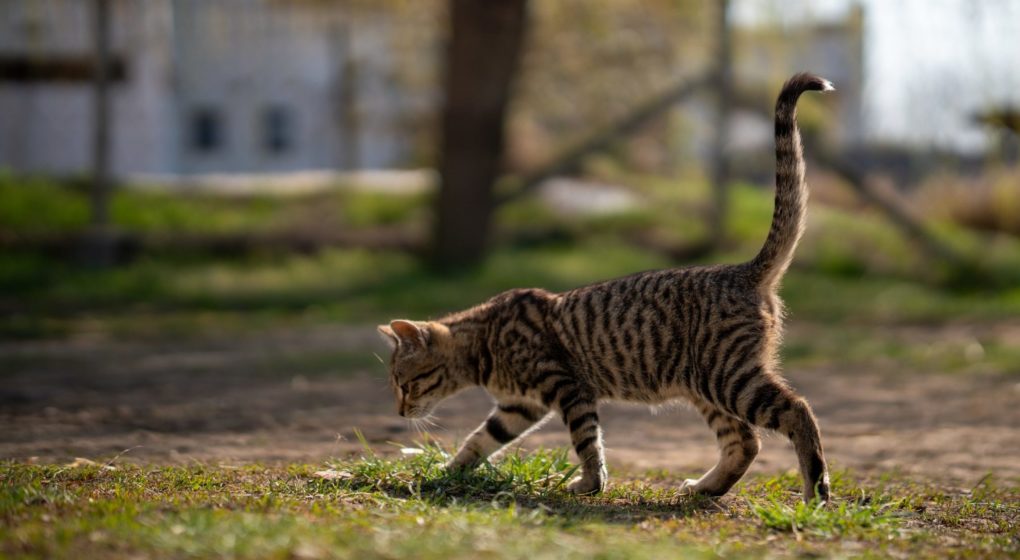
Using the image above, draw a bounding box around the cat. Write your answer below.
[378,73,833,503]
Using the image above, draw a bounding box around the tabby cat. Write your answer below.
[378,73,833,503]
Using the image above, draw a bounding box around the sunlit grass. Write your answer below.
[6,238,1020,342]
[751,497,901,537]
[782,320,1020,374]
[2,449,1017,559]
[0,171,426,236]
[4,172,1020,344]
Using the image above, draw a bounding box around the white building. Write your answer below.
[0,0,429,177]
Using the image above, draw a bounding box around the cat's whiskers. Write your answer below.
[408,413,441,435]
[421,413,441,431]
[408,417,425,435]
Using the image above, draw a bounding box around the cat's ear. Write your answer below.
[377,324,398,350]
[389,320,429,349]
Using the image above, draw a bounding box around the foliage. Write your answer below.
[513,1,711,171]
[920,167,1020,237]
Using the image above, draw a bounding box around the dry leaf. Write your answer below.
[312,469,353,481]
[66,457,116,470]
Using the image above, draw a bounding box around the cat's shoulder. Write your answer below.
[489,287,557,307]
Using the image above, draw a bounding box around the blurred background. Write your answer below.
[1,0,1019,472]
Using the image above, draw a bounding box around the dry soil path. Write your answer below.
[2,324,1018,486]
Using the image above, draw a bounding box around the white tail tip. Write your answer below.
[820,79,835,92]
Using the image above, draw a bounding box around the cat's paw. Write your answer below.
[678,478,701,495]
[566,475,605,495]
[803,479,831,505]
[444,458,477,473]
[679,477,730,498]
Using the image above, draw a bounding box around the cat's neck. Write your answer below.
[443,314,491,386]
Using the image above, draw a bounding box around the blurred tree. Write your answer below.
[495,73,709,206]
[512,0,708,172]
[432,0,527,267]
[378,1,710,177]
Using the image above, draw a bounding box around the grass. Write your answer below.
[5,241,1020,378]
[4,172,1020,382]
[4,178,1020,382]
[2,446,1017,559]
[4,171,1020,327]
[0,171,427,236]
[750,495,899,536]
[783,319,1020,375]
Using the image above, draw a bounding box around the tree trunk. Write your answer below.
[707,0,733,245]
[431,0,528,267]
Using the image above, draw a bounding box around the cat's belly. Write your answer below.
[587,361,695,403]
[604,386,695,405]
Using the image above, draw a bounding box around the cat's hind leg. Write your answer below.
[730,372,830,503]
[680,400,760,497]
[447,403,550,470]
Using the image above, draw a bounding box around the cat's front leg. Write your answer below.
[556,389,606,495]
[447,402,549,470]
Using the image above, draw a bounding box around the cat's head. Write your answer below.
[376,320,465,418]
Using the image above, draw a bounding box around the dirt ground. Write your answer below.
[2,323,1018,486]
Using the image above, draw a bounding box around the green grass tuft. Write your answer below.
[751,496,902,537]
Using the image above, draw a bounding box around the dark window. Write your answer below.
[190,107,223,153]
[262,105,294,154]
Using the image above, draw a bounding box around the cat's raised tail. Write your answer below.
[749,72,834,292]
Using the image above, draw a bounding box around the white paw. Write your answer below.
[678,478,701,495]
[566,475,605,495]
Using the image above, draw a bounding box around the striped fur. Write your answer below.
[378,73,833,502]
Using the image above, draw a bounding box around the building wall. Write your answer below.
[0,0,421,176]
[0,0,176,174]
